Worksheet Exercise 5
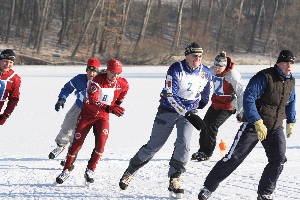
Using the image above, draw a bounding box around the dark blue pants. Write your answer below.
[204,123,286,195]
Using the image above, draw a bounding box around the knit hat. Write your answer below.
[0,49,16,62]
[214,51,227,67]
[106,58,122,73]
[184,42,203,56]
[276,50,295,64]
[86,58,101,72]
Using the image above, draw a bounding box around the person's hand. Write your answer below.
[236,112,243,122]
[185,110,206,131]
[0,113,8,125]
[286,122,295,138]
[197,100,207,109]
[55,98,66,112]
[254,119,268,141]
[105,105,125,117]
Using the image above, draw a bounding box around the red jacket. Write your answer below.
[83,73,129,118]
[0,69,21,116]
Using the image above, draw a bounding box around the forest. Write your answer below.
[0,0,299,65]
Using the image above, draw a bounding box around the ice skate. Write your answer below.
[119,170,134,190]
[56,169,70,184]
[257,194,273,200]
[191,151,210,161]
[84,168,95,184]
[168,172,184,199]
[49,145,65,159]
[198,187,212,200]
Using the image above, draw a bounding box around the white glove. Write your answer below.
[254,119,268,141]
[286,123,295,138]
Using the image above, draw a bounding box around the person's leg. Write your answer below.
[258,126,286,195]
[87,119,109,171]
[200,107,233,156]
[203,123,258,192]
[55,103,81,146]
[126,108,177,174]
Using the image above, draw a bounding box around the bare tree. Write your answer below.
[71,0,102,59]
[171,0,185,53]
[37,0,51,54]
[203,0,214,37]
[231,0,244,52]
[247,0,264,53]
[215,0,229,52]
[263,0,278,53]
[5,0,16,43]
[57,0,67,46]
[134,0,154,53]
[92,0,105,57]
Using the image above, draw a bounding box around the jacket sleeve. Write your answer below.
[243,73,266,124]
[226,70,244,113]
[4,75,21,116]
[58,75,79,100]
[200,68,211,104]
[115,78,129,104]
[285,88,296,123]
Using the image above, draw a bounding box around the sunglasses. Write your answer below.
[87,66,100,72]
[190,53,202,58]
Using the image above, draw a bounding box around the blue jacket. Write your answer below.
[243,66,296,125]
[159,60,211,115]
[58,74,88,109]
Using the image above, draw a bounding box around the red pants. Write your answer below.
[64,110,109,171]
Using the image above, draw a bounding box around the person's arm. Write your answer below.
[243,73,266,124]
[285,88,296,123]
[4,75,21,116]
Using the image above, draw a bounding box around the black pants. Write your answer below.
[204,123,286,195]
[199,106,234,156]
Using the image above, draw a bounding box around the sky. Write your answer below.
[0,65,299,200]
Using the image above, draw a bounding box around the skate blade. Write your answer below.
[169,191,183,199]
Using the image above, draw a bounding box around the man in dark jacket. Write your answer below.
[198,50,296,200]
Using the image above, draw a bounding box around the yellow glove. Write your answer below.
[254,119,268,141]
[286,122,295,138]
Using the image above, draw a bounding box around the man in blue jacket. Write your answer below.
[198,50,296,200]
[48,58,101,167]
[119,42,211,199]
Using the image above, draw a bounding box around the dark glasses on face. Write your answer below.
[87,66,100,72]
[191,54,202,58]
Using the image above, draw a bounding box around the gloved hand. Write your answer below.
[286,122,295,138]
[55,98,66,112]
[185,110,206,131]
[236,112,243,122]
[105,105,125,117]
[0,113,9,125]
[254,119,268,141]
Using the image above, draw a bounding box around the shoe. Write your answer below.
[84,168,95,183]
[257,194,273,200]
[60,160,75,171]
[168,172,184,199]
[119,170,134,190]
[49,145,65,159]
[56,169,70,184]
[198,187,212,200]
[191,151,210,161]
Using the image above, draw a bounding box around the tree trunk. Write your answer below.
[215,0,229,52]
[263,0,278,53]
[247,0,264,53]
[116,0,132,58]
[28,0,40,47]
[171,0,185,53]
[92,0,105,57]
[71,0,102,59]
[203,0,214,37]
[231,0,244,52]
[134,0,153,53]
[57,0,67,46]
[37,0,51,54]
[5,0,16,43]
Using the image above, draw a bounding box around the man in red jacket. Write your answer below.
[0,49,21,125]
[56,58,129,184]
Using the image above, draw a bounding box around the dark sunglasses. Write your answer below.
[191,54,202,58]
[86,66,100,72]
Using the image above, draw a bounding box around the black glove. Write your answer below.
[55,98,66,112]
[236,111,244,122]
[197,100,207,109]
[185,110,206,130]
